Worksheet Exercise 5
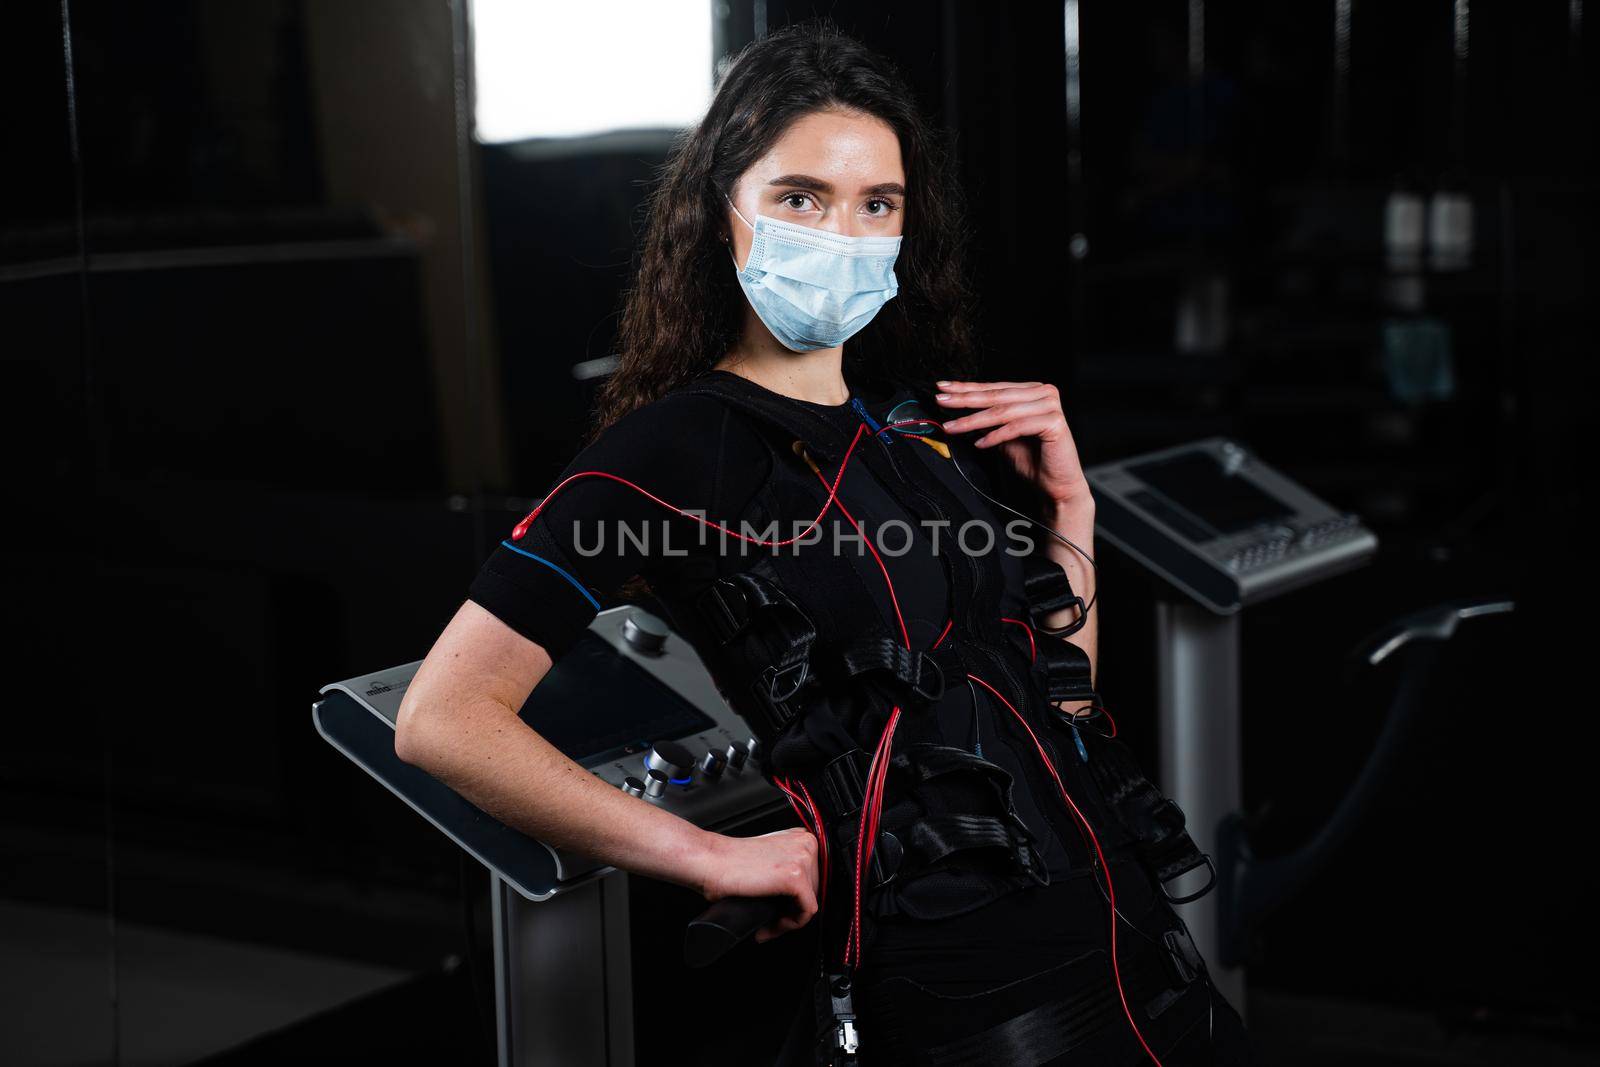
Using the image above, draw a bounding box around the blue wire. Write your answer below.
[850,396,895,445]
[498,540,603,611]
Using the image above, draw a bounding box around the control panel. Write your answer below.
[1088,438,1378,614]
[313,606,783,900]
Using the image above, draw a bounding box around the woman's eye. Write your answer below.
[864,198,898,216]
[782,193,813,211]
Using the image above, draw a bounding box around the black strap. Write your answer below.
[673,373,1065,935]
[834,634,946,706]
[1020,551,1089,637]
[812,743,1047,896]
[818,748,870,818]
[915,974,1121,1066]
[867,744,1048,888]
[696,568,818,741]
[811,748,906,896]
[897,813,1040,874]
[1035,634,1098,705]
[891,740,1016,784]
[904,940,1199,1066]
[1080,730,1214,894]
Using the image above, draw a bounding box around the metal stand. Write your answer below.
[490,872,635,1067]
[1154,601,1246,1017]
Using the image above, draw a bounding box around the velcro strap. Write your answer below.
[893,743,1004,784]
[1021,552,1082,618]
[1082,733,1212,892]
[899,813,1039,873]
[836,635,946,705]
[699,571,805,641]
[695,571,818,740]
[818,748,871,818]
[1035,634,1098,705]
[819,749,902,888]
[910,969,1122,1066]
[1021,552,1088,636]
[867,745,1047,889]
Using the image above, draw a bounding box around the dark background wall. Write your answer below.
[3,1,1591,1064]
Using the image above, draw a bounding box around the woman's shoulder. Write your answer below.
[608,377,789,434]
[565,385,773,514]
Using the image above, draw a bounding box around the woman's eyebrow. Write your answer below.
[768,174,906,197]
[768,173,833,192]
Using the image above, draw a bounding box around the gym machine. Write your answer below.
[1089,436,1387,1013]
[314,607,786,1067]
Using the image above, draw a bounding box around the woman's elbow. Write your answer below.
[393,695,437,770]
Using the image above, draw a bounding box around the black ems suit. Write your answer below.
[468,367,1256,1066]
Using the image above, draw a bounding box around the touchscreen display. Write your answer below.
[1126,450,1294,539]
[516,630,717,763]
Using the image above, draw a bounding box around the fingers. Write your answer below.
[755,899,816,941]
[935,379,1034,392]
[941,397,1062,435]
[934,383,1055,410]
[752,831,819,943]
[934,383,1063,435]
[974,413,1070,449]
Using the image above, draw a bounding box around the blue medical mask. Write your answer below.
[725,195,902,352]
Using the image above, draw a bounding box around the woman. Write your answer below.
[395,23,1255,1067]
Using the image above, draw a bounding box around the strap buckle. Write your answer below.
[763,659,810,702]
[1159,853,1217,905]
[1161,925,1206,986]
[1034,595,1089,637]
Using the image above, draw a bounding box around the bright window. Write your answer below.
[472,0,714,143]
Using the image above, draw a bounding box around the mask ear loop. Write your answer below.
[724,193,755,272]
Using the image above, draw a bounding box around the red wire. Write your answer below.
[846,707,900,967]
[509,424,872,545]
[796,780,829,911]
[801,461,917,967]
[517,411,1117,998]
[507,419,887,948]
[773,775,828,913]
[773,776,811,826]
[1099,704,1118,738]
[796,460,961,971]
[1000,615,1037,662]
[965,673,1165,1067]
[808,473,911,646]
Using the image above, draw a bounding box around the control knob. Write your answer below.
[644,739,697,783]
[621,776,646,798]
[643,768,669,799]
[622,612,670,655]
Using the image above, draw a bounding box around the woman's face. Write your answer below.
[725,107,906,270]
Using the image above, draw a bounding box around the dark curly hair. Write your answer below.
[589,21,980,439]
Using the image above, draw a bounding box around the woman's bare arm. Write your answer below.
[393,599,818,937]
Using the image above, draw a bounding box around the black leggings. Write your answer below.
[781,854,1258,1066]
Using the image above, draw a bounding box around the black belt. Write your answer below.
[915,979,1121,1066]
[893,949,1205,1067]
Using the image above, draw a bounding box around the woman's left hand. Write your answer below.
[933,379,1092,510]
